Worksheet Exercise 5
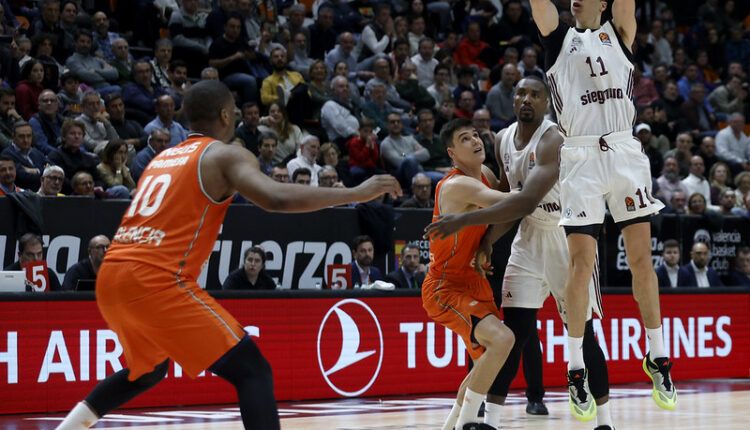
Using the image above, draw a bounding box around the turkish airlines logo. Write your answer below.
[316,299,384,397]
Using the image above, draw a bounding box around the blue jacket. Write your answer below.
[677,263,724,287]
[655,264,675,288]
[351,263,383,287]
[1,144,49,191]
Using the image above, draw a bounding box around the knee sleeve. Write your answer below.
[582,320,609,400]
[209,336,273,386]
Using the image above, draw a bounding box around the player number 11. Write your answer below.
[586,56,609,77]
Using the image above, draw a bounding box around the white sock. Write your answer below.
[567,335,585,370]
[484,402,503,427]
[56,402,99,430]
[646,326,667,359]
[442,402,461,430]
[456,388,484,429]
[596,401,613,428]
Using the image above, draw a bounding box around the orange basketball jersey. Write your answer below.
[105,134,232,281]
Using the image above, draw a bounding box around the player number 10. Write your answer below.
[127,174,172,217]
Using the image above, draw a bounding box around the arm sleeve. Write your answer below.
[411,139,430,163]
[539,21,569,71]
[66,57,104,85]
[380,139,403,167]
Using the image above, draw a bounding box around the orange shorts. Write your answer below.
[422,275,501,360]
[96,260,245,381]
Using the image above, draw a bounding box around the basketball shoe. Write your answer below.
[567,368,596,421]
[463,424,496,430]
[642,353,677,410]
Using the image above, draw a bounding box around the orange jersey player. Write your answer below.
[422,118,514,430]
[56,80,401,430]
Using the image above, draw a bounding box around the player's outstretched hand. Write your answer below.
[355,174,402,202]
[474,239,494,277]
[423,213,466,240]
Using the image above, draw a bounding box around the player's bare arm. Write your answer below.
[481,164,501,190]
[530,0,560,36]
[438,175,510,215]
[611,0,636,48]
[203,143,402,211]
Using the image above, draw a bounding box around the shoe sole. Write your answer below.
[568,397,596,422]
[641,357,678,411]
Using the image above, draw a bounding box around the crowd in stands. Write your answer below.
[1,0,750,289]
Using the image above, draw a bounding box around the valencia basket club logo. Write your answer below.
[317,299,384,397]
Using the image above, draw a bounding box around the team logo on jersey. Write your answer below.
[599,32,612,46]
[317,299,383,397]
[503,153,510,172]
[625,196,636,212]
[570,36,583,53]
[529,152,536,169]
[564,208,573,218]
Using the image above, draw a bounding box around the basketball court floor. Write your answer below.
[2,379,747,429]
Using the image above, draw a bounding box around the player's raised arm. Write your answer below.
[611,0,636,48]
[530,0,560,36]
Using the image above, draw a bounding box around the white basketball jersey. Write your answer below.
[499,119,561,226]
[546,21,636,137]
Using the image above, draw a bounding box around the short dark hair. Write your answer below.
[0,87,15,99]
[0,154,14,164]
[170,59,187,71]
[18,233,43,254]
[61,119,86,138]
[393,38,409,50]
[417,108,434,121]
[183,80,234,125]
[517,75,550,100]
[440,118,474,148]
[458,67,474,79]
[663,239,680,250]
[352,235,374,250]
[242,101,259,113]
[358,116,375,129]
[243,246,267,264]
[259,131,278,144]
[292,167,312,182]
[402,243,420,255]
[13,120,32,135]
[75,29,92,42]
[101,139,127,165]
[433,63,449,75]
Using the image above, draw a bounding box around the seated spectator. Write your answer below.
[31,33,63,92]
[131,128,171,182]
[97,140,135,198]
[206,0,241,40]
[3,233,62,291]
[715,113,750,173]
[317,165,345,189]
[517,47,544,80]
[305,61,332,124]
[256,132,277,176]
[351,235,383,288]
[270,165,289,182]
[30,0,72,62]
[696,136,719,174]
[656,239,681,288]
[414,109,452,175]
[65,30,120,93]
[105,93,146,158]
[678,242,723,287]
[664,133,694,177]
[289,32,314,79]
[15,60,45,120]
[76,91,120,155]
[386,244,425,289]
[453,21,490,71]
[308,5,337,60]
[400,173,433,208]
[30,90,64,155]
[709,162,734,205]
[681,155,711,205]
[663,190,688,215]
[287,135,323,186]
[321,76,361,144]
[362,82,399,133]
[0,88,22,150]
[729,247,750,287]
[394,61,435,111]
[636,123,665,176]
[735,172,750,210]
[260,46,304,107]
[167,60,192,111]
[358,3,394,65]
[62,235,110,291]
[150,39,174,90]
[454,90,476,119]
[237,0,261,41]
[633,65,660,108]
[486,63,518,129]
[707,76,746,118]
[144,95,188,147]
[1,121,48,191]
[208,14,258,106]
[122,61,166,125]
[37,165,65,196]
[473,109,498,170]
[680,83,717,135]
[222,246,276,290]
[70,171,100,198]
[0,155,21,196]
[364,57,411,111]
[411,38,438,89]
[169,0,212,76]
[109,38,134,85]
[48,119,100,193]
[292,167,312,185]
[235,102,261,154]
[259,103,304,164]
[381,113,431,187]
[57,72,83,118]
[347,117,383,185]
[325,32,365,81]
[91,11,121,61]
[427,64,455,109]
[717,188,746,216]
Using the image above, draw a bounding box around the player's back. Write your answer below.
[105,134,232,282]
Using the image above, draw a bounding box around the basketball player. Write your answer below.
[55,81,401,430]
[425,77,615,429]
[423,118,515,430]
[532,0,675,415]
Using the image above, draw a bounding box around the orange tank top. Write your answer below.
[105,135,232,282]
[427,168,489,282]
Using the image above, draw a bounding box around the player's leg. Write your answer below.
[620,220,676,410]
[582,319,614,430]
[56,360,170,430]
[209,336,280,429]
[522,326,548,415]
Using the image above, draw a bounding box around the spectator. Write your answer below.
[318,142,350,187]
[678,242,723,287]
[1,121,48,191]
[400,173,433,208]
[0,88,22,150]
[664,190,688,215]
[91,11,120,61]
[380,113,431,187]
[412,112,446,176]
[656,239,681,288]
[411,38,438,89]
[97,139,135,198]
[30,0,72,63]
[473,109,496,160]
[735,171,750,210]
[48,119,100,193]
[76,91,120,155]
[260,46,304,107]
[109,38,134,85]
[454,90,475,119]
[31,33,63,91]
[434,98,456,137]
[351,235,383,287]
[307,60,332,120]
[317,165,344,189]
[289,32,315,79]
[321,76,360,144]
[426,63,454,109]
[207,0,241,40]
[729,247,750,287]
[256,132,277,176]
[453,21,490,70]
[270,165,289,183]
[3,233,62,291]
[57,72,83,118]
[708,76,746,118]
[680,82,717,135]
[144,95,188,147]
[715,113,750,172]
[406,15,426,56]
[347,117,382,185]
[709,161,734,205]
[394,61,435,111]
[386,243,425,289]
[15,60,45,120]
[633,65,660,108]
[681,155,711,205]
[696,136,720,174]
[58,1,78,55]
[648,19,672,66]
[717,188,745,216]
[65,30,120,93]
[235,102,261,154]
[208,14,258,106]
[452,67,481,109]
[167,60,192,108]
[517,47,544,80]
[308,6,337,60]
[359,2,394,64]
[287,135,323,186]
[70,170,97,198]
[37,165,65,196]
[635,123,665,176]
[29,90,64,155]
[664,132,694,177]
[105,93,146,157]
[486,64,518,131]
[659,80,684,124]
[122,61,166,125]
[292,167,312,185]
[362,82,399,132]
[222,246,276,290]
[62,235,110,291]
[0,155,21,196]
[280,4,310,52]
[169,0,211,76]
[364,57,411,111]
[150,39,174,90]
[131,128,170,182]
[258,102,303,164]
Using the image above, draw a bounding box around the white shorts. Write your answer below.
[558,130,665,226]
[501,219,603,323]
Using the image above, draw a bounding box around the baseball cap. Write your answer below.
[635,123,651,134]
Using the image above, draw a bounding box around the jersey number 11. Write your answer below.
[586,56,609,77]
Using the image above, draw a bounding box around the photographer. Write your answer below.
[208,13,258,106]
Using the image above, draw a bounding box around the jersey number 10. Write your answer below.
[127,174,172,217]
[586,56,609,77]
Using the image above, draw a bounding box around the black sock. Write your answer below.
[85,359,169,416]
[583,319,610,400]
[488,307,539,398]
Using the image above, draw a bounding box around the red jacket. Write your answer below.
[15,80,44,120]
[453,38,489,69]
[347,136,380,170]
